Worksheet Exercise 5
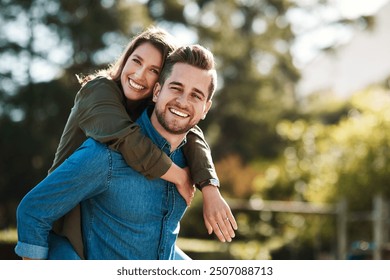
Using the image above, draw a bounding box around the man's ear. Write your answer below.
[202,100,212,120]
[152,83,161,102]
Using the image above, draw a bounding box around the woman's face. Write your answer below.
[120,42,163,101]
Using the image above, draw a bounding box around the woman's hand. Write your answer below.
[201,186,238,242]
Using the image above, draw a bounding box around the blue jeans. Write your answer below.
[16,138,189,260]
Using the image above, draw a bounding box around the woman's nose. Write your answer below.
[134,67,146,78]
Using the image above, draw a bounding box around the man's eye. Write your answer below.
[192,93,202,100]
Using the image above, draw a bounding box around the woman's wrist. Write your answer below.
[161,163,185,185]
[196,178,220,191]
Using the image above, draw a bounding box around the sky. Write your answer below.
[169,0,390,67]
[335,0,388,18]
[290,0,389,67]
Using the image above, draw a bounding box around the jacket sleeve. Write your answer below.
[183,125,219,186]
[77,79,172,179]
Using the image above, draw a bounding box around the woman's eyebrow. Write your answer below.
[133,54,161,70]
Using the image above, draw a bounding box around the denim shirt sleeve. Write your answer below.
[15,139,109,259]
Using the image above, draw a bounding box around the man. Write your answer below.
[15,44,237,260]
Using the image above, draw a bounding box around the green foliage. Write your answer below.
[215,154,257,198]
[0,228,17,244]
[240,88,390,258]
[277,88,390,210]
[0,79,76,233]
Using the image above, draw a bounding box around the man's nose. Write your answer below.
[176,93,189,105]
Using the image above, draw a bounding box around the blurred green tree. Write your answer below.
[275,88,390,256]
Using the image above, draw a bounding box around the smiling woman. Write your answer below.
[120,42,163,101]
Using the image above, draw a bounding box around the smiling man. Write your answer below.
[152,53,214,141]
[15,44,234,260]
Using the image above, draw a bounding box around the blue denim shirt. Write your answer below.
[15,108,188,259]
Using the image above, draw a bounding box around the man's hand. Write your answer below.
[161,164,195,206]
[201,186,238,242]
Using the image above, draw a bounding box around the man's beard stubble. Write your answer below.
[154,106,195,135]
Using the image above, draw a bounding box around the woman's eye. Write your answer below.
[132,59,141,65]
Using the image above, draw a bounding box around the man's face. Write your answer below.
[152,62,213,135]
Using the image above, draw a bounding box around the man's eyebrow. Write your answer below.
[193,88,206,98]
[169,81,184,87]
[169,81,206,98]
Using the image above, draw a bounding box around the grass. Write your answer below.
[0,228,17,244]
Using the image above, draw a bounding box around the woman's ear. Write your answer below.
[152,83,161,102]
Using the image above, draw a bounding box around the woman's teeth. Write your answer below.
[129,79,145,90]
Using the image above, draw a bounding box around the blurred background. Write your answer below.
[1,0,390,260]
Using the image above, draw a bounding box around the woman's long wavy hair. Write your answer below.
[77,26,177,86]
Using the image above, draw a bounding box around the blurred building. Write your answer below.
[296,1,390,98]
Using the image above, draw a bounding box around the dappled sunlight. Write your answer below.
[0,228,17,244]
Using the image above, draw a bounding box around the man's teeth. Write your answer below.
[170,108,189,118]
[129,79,145,90]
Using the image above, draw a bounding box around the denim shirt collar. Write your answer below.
[137,107,187,153]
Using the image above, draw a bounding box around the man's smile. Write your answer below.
[169,107,189,118]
